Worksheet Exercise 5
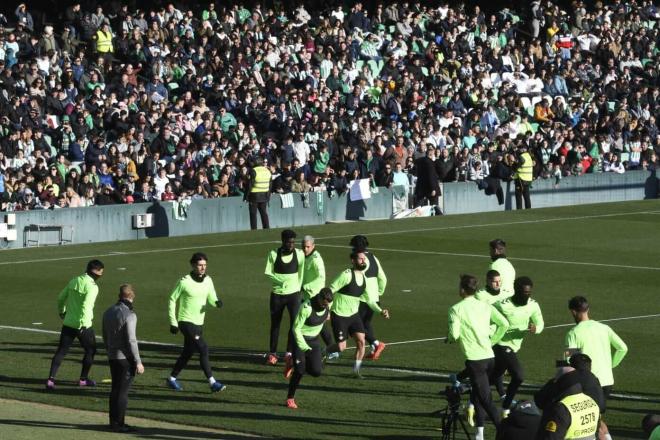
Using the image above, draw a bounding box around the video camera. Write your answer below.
[444,383,471,409]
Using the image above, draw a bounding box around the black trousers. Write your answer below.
[491,344,524,409]
[287,336,323,399]
[109,358,135,427]
[249,200,270,230]
[48,325,97,379]
[171,322,213,378]
[270,292,301,354]
[514,179,531,209]
[466,358,501,428]
[320,323,333,347]
[358,301,378,345]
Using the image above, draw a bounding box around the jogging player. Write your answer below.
[46,259,105,390]
[566,296,628,440]
[489,239,515,298]
[475,270,505,305]
[492,276,544,417]
[167,252,225,392]
[448,274,509,439]
[284,288,334,409]
[329,250,390,377]
[350,235,388,360]
[265,229,305,366]
[300,235,336,359]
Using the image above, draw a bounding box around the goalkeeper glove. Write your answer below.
[170,325,179,335]
[215,299,223,308]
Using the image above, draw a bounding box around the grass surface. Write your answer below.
[1,200,660,439]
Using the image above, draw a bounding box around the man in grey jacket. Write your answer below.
[102,284,144,433]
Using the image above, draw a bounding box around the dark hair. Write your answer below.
[281,229,296,241]
[318,287,334,303]
[86,259,104,273]
[568,296,589,313]
[460,274,479,295]
[486,269,500,280]
[489,238,506,250]
[349,234,369,251]
[350,250,365,260]
[514,276,533,294]
[190,252,208,264]
[569,353,592,371]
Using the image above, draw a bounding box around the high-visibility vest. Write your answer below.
[96,30,114,53]
[250,166,271,193]
[514,151,533,182]
[559,393,599,440]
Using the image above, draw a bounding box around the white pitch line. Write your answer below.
[0,210,658,266]
[345,313,660,347]
[369,367,657,403]
[318,244,660,271]
[2,319,658,404]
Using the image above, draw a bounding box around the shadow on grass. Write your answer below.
[0,419,254,439]
[138,407,435,433]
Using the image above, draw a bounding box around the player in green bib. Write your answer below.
[329,251,390,377]
[492,276,544,416]
[565,296,627,440]
[46,260,105,390]
[448,274,509,439]
[284,288,334,409]
[489,239,515,298]
[166,252,225,393]
[300,235,336,358]
[265,229,305,366]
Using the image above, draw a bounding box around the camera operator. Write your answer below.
[534,355,602,440]
[448,274,510,439]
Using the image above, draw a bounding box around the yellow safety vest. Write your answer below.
[250,166,271,193]
[96,30,114,53]
[514,151,533,182]
[559,393,599,440]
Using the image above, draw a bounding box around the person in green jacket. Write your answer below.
[46,259,105,390]
[448,274,509,439]
[492,276,545,416]
[565,296,628,440]
[350,235,388,360]
[329,251,390,377]
[166,252,225,393]
[265,229,305,366]
[300,236,336,356]
[284,288,334,409]
[489,239,516,297]
[475,270,506,305]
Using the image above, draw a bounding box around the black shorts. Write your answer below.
[601,385,612,413]
[331,312,364,342]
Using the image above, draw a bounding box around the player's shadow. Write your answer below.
[0,419,254,439]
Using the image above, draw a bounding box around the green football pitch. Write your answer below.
[1,200,659,439]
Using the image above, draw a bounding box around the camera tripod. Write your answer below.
[439,402,471,440]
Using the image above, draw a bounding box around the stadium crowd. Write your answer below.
[0,0,659,211]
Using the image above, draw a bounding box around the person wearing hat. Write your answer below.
[535,355,602,440]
